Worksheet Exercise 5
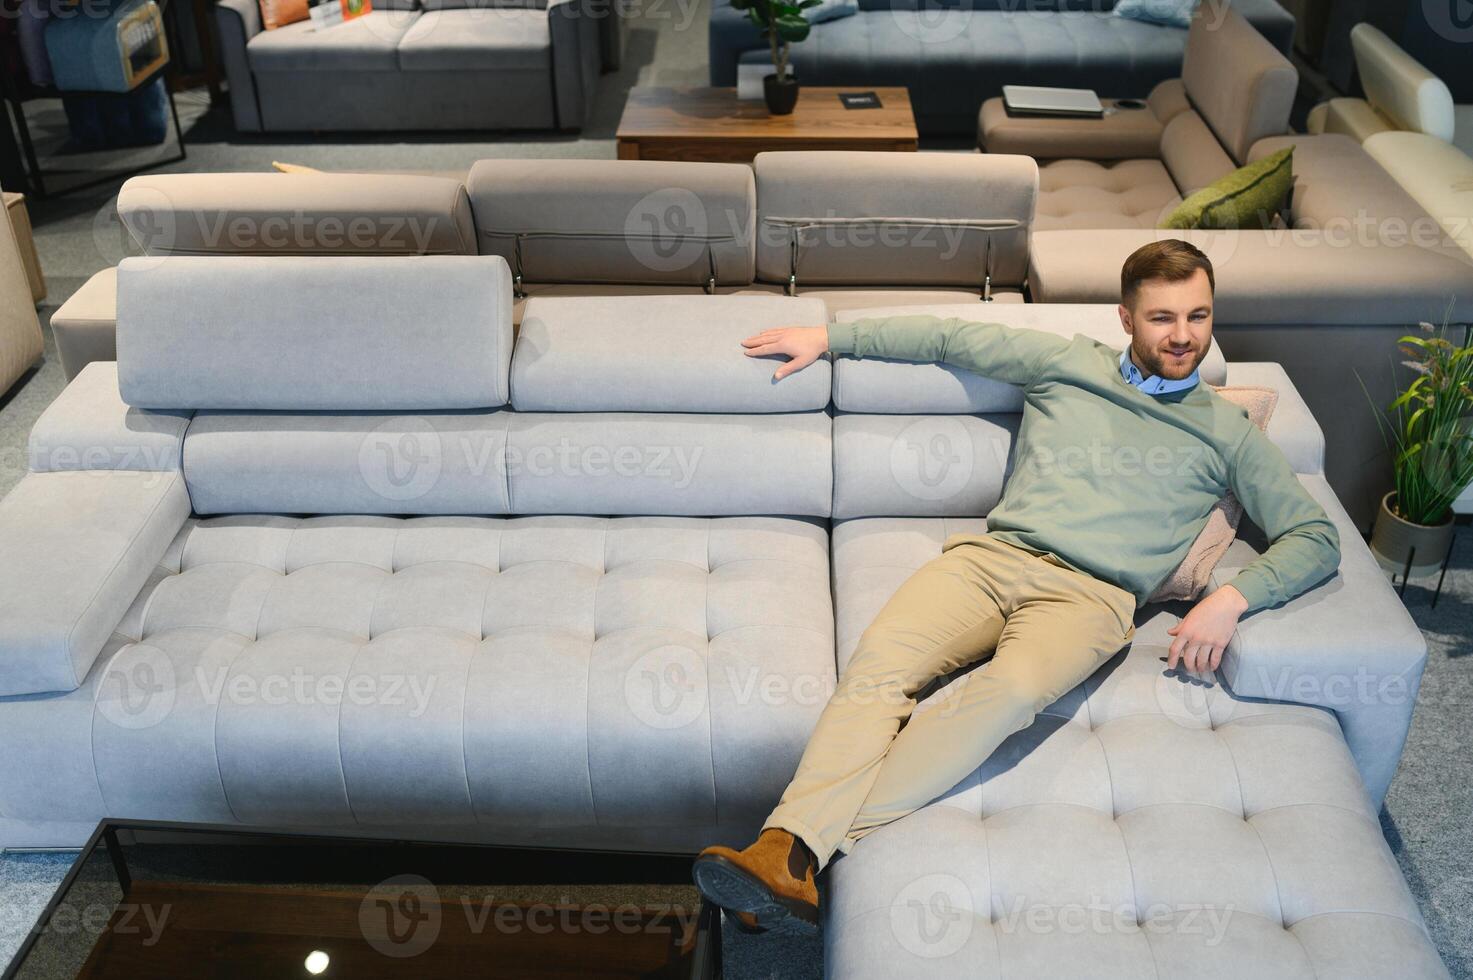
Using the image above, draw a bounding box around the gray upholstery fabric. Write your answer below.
[512,295,831,413]
[467,159,757,286]
[548,0,602,130]
[1159,110,1237,195]
[251,69,557,131]
[0,515,834,847]
[396,8,549,71]
[183,411,515,516]
[116,256,514,411]
[118,173,477,256]
[247,11,420,72]
[823,517,1447,979]
[833,413,1015,520]
[1226,362,1323,476]
[754,152,1037,289]
[214,0,262,133]
[506,413,833,517]
[709,0,1295,135]
[1035,158,1181,230]
[1181,6,1297,164]
[831,303,1228,414]
[1214,474,1426,807]
[420,0,544,10]
[28,363,191,473]
[0,471,190,696]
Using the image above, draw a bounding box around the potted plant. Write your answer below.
[1367,313,1473,578]
[730,0,821,115]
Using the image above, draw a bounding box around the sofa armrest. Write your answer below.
[1213,473,1425,809]
[1223,361,1324,476]
[549,0,601,130]
[708,2,758,86]
[215,0,263,133]
[0,470,191,696]
[978,97,1164,159]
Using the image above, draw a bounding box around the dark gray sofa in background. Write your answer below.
[215,0,601,132]
[709,0,1296,135]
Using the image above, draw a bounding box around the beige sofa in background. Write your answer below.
[0,191,43,398]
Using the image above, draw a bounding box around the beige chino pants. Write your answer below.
[764,536,1136,870]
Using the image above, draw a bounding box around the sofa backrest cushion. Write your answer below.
[467,159,756,287]
[753,151,1036,290]
[1350,23,1455,142]
[513,295,830,413]
[1160,110,1235,195]
[1181,6,1296,164]
[116,255,514,411]
[117,173,477,256]
[419,0,542,9]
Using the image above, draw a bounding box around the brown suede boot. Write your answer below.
[692,828,819,934]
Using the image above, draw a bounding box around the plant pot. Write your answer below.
[1370,492,1455,578]
[764,73,799,115]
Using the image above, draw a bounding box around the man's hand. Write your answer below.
[1166,584,1249,674]
[742,326,829,380]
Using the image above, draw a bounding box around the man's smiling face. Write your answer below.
[1118,267,1214,381]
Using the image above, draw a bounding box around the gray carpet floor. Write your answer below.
[0,4,1469,978]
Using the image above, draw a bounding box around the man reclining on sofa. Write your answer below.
[691,239,1342,932]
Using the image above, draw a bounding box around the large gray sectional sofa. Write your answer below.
[0,251,1448,976]
[709,0,1296,135]
[215,0,601,132]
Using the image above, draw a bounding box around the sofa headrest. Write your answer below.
[116,255,514,411]
[1350,23,1455,142]
[831,304,1227,414]
[467,159,756,287]
[512,295,830,413]
[117,173,477,256]
[753,151,1037,290]
[1182,6,1296,164]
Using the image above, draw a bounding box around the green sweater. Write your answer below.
[828,316,1341,611]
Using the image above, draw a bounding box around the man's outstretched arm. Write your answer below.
[1166,427,1341,674]
[743,316,1068,384]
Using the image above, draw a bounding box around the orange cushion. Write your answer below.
[259,0,308,31]
[1149,385,1278,603]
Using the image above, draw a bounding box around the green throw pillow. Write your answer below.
[1160,146,1294,231]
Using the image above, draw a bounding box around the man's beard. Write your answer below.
[1130,336,1207,381]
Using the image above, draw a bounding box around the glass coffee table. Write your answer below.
[2,820,720,979]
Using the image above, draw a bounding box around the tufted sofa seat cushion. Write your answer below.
[0,514,836,851]
[824,518,1449,979]
[1035,159,1181,230]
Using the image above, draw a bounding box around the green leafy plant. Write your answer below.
[1371,307,1473,526]
[731,0,822,81]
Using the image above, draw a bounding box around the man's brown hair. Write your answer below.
[1120,239,1215,307]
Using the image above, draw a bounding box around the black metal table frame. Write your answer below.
[1,817,723,980]
[1,57,187,199]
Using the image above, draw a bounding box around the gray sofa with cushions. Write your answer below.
[215,0,600,132]
[709,0,1296,135]
[0,259,1446,975]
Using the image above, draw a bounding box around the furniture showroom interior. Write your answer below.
[1,0,1471,977]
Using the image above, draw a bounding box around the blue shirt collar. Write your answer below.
[1119,348,1199,395]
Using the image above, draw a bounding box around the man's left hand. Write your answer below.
[1166,584,1249,674]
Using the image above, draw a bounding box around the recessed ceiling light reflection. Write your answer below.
[305,950,330,975]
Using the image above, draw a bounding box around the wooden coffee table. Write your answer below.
[616,86,918,164]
